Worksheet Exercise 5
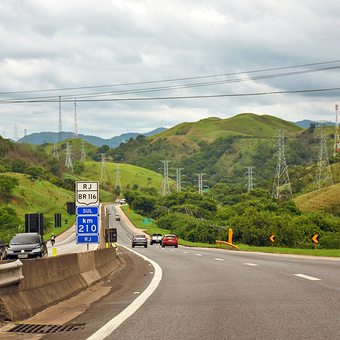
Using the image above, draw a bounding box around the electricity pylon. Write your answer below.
[65,142,74,175]
[313,122,333,193]
[174,167,184,192]
[195,173,205,194]
[245,166,255,192]
[100,153,108,184]
[81,139,86,162]
[53,138,59,159]
[160,160,171,196]
[334,104,340,157]
[272,129,292,199]
[115,165,122,193]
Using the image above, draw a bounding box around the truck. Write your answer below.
[150,233,163,245]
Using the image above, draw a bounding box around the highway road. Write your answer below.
[18,204,340,339]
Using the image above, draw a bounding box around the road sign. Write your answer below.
[77,206,99,215]
[312,234,319,244]
[142,218,151,225]
[76,181,99,206]
[77,235,99,243]
[270,234,276,242]
[77,216,99,234]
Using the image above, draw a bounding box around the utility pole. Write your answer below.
[272,129,292,199]
[313,121,333,193]
[174,167,184,192]
[195,173,205,194]
[58,96,63,144]
[65,142,74,175]
[115,165,122,193]
[100,153,108,184]
[245,166,255,192]
[334,104,340,157]
[160,160,171,196]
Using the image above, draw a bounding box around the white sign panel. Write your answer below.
[76,181,99,206]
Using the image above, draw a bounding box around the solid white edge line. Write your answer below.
[294,274,321,281]
[86,244,162,340]
[244,263,258,266]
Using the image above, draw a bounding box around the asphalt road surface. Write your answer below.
[8,204,340,340]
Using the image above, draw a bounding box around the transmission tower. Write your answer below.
[195,173,206,194]
[23,129,27,144]
[313,121,333,193]
[58,96,63,143]
[65,142,74,174]
[174,167,184,192]
[115,165,122,192]
[272,129,292,199]
[73,98,78,139]
[14,124,18,142]
[53,138,59,159]
[160,160,171,196]
[100,153,108,184]
[245,166,255,192]
[81,139,86,162]
[334,104,340,157]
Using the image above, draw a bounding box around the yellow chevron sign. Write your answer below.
[270,234,275,242]
[312,234,319,244]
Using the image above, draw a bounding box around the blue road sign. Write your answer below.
[77,234,99,244]
[77,206,99,215]
[77,215,99,234]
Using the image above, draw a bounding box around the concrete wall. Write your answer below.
[0,247,120,321]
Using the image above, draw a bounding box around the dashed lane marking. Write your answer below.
[195,254,202,257]
[244,263,258,266]
[294,274,321,281]
[214,258,224,261]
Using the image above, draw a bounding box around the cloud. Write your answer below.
[1,0,340,140]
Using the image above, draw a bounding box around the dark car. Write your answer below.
[0,238,6,260]
[132,234,148,248]
[162,234,178,248]
[6,233,47,259]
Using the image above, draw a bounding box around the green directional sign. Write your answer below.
[142,218,151,225]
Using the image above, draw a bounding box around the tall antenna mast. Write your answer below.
[272,129,292,199]
[245,166,255,192]
[100,153,108,184]
[58,96,63,143]
[334,104,340,157]
[160,160,171,196]
[313,121,333,193]
[73,98,78,139]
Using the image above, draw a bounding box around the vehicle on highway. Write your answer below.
[150,233,163,245]
[132,234,148,248]
[162,234,178,248]
[115,213,120,221]
[0,238,6,260]
[120,199,126,205]
[6,233,48,259]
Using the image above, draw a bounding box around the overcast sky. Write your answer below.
[1,0,340,140]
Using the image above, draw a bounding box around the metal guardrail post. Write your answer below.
[0,259,24,288]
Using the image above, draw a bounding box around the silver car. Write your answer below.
[132,234,148,248]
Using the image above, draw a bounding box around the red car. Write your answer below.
[162,234,178,248]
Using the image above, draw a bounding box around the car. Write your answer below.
[0,238,6,260]
[115,213,120,221]
[150,233,163,245]
[5,233,48,259]
[132,234,148,248]
[162,234,178,248]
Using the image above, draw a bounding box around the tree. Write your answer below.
[123,189,136,208]
[132,194,157,218]
[11,159,27,173]
[0,175,19,199]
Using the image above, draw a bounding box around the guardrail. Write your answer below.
[0,259,24,288]
[215,240,239,249]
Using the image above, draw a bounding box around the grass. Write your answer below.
[121,206,340,257]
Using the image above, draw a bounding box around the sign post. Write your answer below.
[270,234,275,248]
[312,234,319,251]
[76,181,100,247]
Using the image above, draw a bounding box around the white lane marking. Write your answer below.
[244,263,258,266]
[87,245,162,340]
[214,258,224,261]
[182,251,188,254]
[294,274,321,281]
[195,254,202,256]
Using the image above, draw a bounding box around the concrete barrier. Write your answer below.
[0,247,121,322]
[0,259,24,288]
